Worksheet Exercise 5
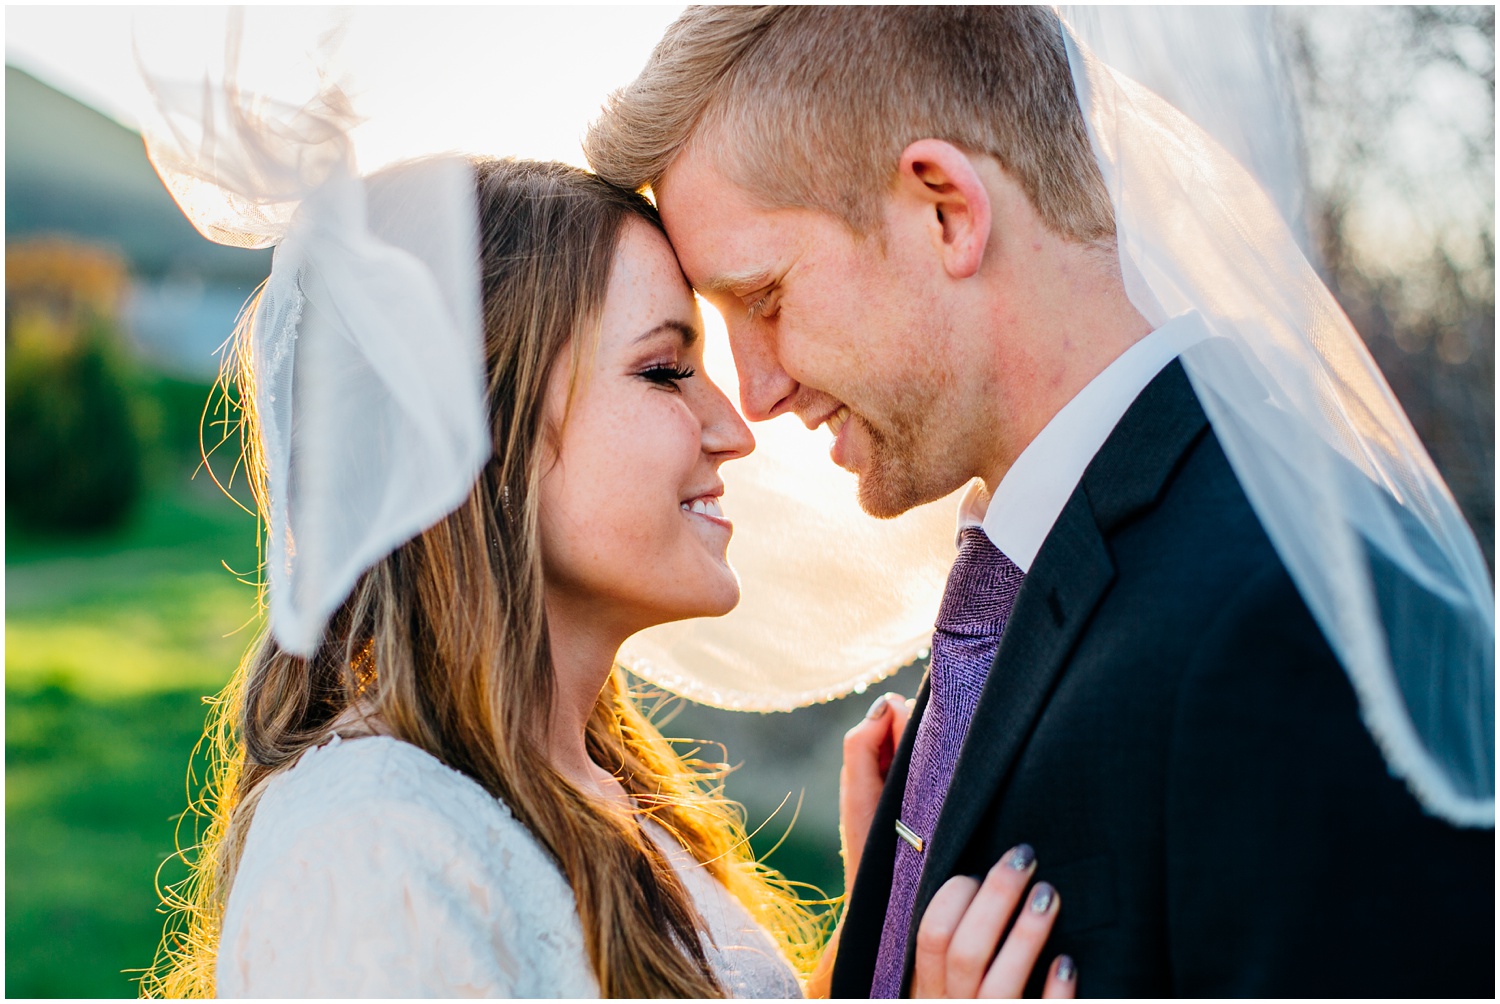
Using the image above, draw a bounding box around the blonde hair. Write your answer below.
[584,6,1114,244]
[141,158,822,998]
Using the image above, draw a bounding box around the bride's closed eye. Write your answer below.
[638,362,697,390]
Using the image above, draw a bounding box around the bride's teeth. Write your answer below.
[683,497,724,518]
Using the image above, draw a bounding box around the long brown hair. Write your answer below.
[142,158,821,998]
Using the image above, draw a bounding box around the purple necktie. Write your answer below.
[870,526,1025,997]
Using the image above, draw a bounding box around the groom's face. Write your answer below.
[657,148,981,519]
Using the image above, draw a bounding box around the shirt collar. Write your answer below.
[957,311,1210,571]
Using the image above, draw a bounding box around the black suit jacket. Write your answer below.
[831,362,1494,997]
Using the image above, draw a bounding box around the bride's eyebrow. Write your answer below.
[632,320,699,347]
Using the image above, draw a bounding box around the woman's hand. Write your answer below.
[911,845,1076,998]
[840,692,913,885]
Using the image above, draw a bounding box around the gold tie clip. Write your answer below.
[895,818,925,853]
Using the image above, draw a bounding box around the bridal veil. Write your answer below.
[136,8,1493,827]
[136,10,489,658]
[1058,8,1493,827]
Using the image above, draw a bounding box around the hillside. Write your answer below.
[5,64,270,283]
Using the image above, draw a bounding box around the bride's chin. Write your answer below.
[696,576,741,619]
[624,554,741,626]
[677,568,741,621]
[638,592,739,633]
[704,588,740,619]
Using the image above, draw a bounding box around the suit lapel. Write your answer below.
[897,360,1210,988]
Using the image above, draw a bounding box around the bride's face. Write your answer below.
[538,220,755,633]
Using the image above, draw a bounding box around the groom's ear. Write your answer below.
[894,140,992,280]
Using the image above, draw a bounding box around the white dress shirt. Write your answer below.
[958,311,1210,572]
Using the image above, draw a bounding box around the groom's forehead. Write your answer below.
[657,150,795,283]
[655,142,753,219]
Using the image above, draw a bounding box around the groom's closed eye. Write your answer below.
[698,266,786,318]
[745,286,780,321]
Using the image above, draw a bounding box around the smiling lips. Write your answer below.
[680,495,725,519]
[678,406,852,521]
[824,405,856,469]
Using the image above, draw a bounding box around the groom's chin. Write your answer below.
[855,447,967,519]
[855,465,927,521]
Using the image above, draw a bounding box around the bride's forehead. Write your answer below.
[601,229,696,308]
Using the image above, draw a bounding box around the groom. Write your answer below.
[587,7,1493,997]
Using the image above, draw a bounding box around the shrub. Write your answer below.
[6,315,145,532]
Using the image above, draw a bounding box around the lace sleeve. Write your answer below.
[215,738,593,998]
[213,736,801,998]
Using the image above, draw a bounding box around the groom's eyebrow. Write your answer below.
[634,320,699,347]
[696,267,775,296]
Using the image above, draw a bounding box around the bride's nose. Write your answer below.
[700,385,755,462]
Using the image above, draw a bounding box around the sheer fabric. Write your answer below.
[134,9,1494,817]
[137,10,488,657]
[1060,9,1494,825]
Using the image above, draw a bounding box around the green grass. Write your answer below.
[6,470,258,998]
[6,687,214,997]
[7,463,261,699]
[4,463,846,996]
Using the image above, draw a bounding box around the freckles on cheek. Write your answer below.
[588,397,697,509]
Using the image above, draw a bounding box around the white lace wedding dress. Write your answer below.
[216,735,805,998]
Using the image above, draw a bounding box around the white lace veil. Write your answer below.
[137,9,1493,826]
[136,7,966,701]
[618,435,961,709]
[629,6,1495,828]
[1058,7,1493,826]
[136,10,488,657]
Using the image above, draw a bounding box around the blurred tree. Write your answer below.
[1285,5,1495,569]
[6,238,145,532]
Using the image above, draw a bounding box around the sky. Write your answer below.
[8,6,1488,323]
[5,6,777,409]
[6,6,688,170]
[4,4,876,546]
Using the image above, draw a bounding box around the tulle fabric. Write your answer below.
[619,442,962,710]
[134,8,1494,823]
[137,8,965,699]
[137,10,488,656]
[250,161,486,656]
[1060,9,1493,825]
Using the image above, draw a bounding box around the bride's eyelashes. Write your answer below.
[637,362,698,390]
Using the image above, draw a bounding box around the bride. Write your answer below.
[138,140,1073,996]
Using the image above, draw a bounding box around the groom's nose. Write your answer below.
[728,322,798,422]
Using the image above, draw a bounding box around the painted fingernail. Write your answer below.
[1056,955,1076,982]
[866,694,892,719]
[1005,843,1036,871]
[1029,881,1056,913]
